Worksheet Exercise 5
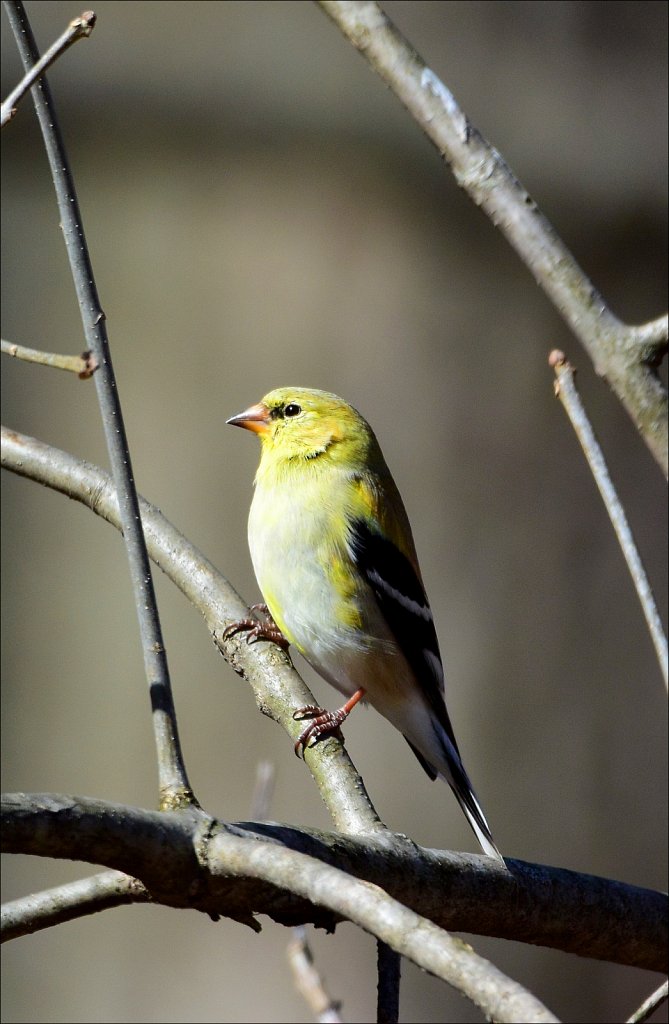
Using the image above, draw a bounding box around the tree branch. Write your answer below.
[2,793,665,975]
[627,980,669,1024]
[287,926,344,1024]
[209,826,560,1023]
[1,338,97,377]
[317,0,668,476]
[1,869,149,942]
[1,795,560,1022]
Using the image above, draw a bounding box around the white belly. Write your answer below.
[248,475,395,699]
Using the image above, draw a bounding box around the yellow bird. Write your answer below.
[227,387,503,862]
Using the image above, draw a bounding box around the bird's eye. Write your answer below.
[284,403,302,418]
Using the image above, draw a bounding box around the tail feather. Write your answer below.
[405,734,504,865]
[451,781,504,864]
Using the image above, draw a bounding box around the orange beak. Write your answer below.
[226,402,271,435]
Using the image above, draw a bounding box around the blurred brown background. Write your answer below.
[1,2,667,1022]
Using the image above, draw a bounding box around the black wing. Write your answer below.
[348,518,461,762]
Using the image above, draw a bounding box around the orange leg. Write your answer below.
[293,687,366,757]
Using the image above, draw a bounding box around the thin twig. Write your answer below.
[4,1,193,808]
[628,314,669,354]
[250,762,346,1022]
[2,338,97,378]
[250,762,344,1021]
[627,980,669,1024]
[1,8,95,127]
[1,870,149,942]
[550,351,668,690]
[317,1,668,475]
[248,761,346,1022]
[287,927,344,1024]
[377,940,401,1024]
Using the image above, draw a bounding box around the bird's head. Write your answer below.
[227,387,377,468]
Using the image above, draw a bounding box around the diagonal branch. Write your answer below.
[210,828,560,1023]
[627,981,669,1024]
[1,424,382,836]
[287,926,344,1023]
[317,0,668,476]
[0,7,95,127]
[550,351,668,688]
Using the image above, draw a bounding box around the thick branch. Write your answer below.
[210,828,559,1023]
[317,1,668,475]
[2,793,665,975]
[1,795,559,1023]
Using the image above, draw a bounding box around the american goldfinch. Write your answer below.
[226,387,503,862]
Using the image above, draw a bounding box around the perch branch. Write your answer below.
[2,793,560,1022]
[1,424,382,836]
[2,793,665,974]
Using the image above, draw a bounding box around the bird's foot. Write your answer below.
[222,604,289,649]
[293,688,365,757]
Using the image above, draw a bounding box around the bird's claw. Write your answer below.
[222,607,289,649]
[293,705,346,757]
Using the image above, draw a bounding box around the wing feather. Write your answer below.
[348,518,461,760]
[348,516,503,862]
